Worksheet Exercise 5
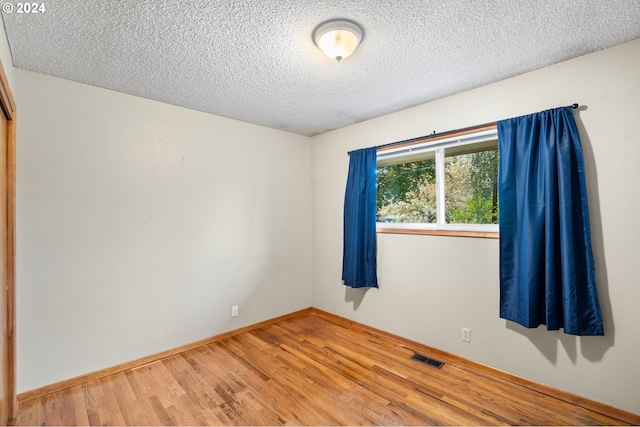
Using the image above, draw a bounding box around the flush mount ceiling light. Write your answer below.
[313,19,363,62]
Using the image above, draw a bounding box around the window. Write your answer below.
[376,125,499,237]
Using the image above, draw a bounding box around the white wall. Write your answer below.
[15,70,313,392]
[0,18,14,90]
[311,38,640,414]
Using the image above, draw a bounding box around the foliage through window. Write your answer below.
[376,126,499,235]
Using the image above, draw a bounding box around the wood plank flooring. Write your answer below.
[10,312,637,426]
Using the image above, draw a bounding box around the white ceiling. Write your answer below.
[3,1,640,136]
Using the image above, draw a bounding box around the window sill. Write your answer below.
[376,227,499,239]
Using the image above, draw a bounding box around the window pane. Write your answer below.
[376,159,436,223]
[444,148,498,224]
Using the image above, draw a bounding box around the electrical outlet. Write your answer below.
[461,327,471,343]
[232,305,239,318]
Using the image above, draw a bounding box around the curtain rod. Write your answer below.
[349,103,579,155]
[375,122,496,151]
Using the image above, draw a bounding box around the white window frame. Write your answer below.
[376,126,499,238]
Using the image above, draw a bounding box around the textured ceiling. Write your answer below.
[3,1,640,136]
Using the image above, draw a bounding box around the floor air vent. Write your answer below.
[411,353,444,369]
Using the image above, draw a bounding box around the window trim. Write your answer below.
[377,227,499,239]
[376,123,499,238]
[377,123,497,154]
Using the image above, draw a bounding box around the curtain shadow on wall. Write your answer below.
[506,322,577,364]
[504,107,614,364]
[344,286,377,310]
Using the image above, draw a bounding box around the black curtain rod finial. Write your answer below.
[571,103,579,109]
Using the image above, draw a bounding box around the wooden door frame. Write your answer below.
[0,57,17,421]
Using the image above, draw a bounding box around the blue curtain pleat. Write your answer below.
[498,106,603,336]
[342,147,378,288]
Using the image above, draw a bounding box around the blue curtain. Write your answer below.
[342,147,378,288]
[498,106,603,336]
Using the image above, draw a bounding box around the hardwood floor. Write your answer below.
[10,311,638,426]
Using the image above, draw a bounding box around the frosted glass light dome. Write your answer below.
[313,19,363,62]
